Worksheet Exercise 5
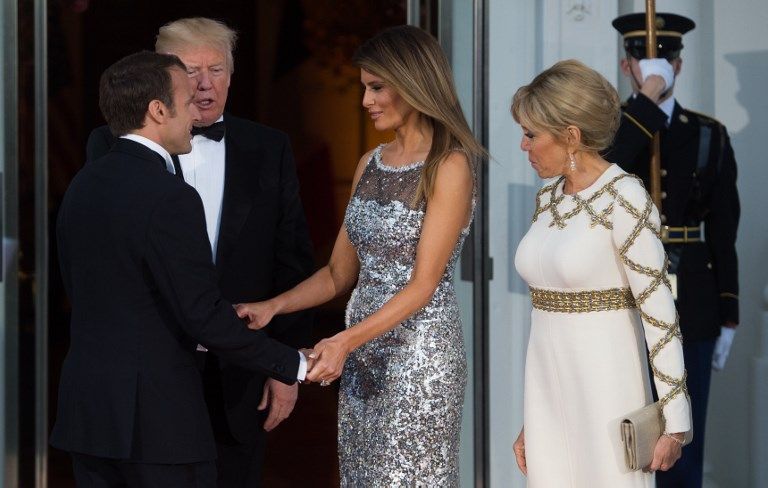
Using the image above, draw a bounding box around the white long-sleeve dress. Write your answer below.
[515,164,691,487]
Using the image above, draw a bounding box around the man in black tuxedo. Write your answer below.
[85,18,314,488]
[53,51,312,487]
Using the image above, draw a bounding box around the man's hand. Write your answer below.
[258,378,298,432]
[712,324,737,371]
[638,58,675,103]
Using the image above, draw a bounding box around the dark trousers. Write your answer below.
[70,452,216,488]
[199,351,268,488]
[656,338,716,488]
[215,438,267,488]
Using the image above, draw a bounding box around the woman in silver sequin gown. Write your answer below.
[236,26,484,485]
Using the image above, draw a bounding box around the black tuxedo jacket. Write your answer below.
[51,138,300,463]
[86,115,314,443]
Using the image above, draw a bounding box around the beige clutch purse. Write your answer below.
[620,402,663,471]
[620,401,693,471]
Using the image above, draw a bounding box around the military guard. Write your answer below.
[607,12,740,488]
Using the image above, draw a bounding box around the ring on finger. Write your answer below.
[320,379,331,387]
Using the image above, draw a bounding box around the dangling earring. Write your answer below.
[568,153,577,172]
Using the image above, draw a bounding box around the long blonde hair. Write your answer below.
[353,25,485,203]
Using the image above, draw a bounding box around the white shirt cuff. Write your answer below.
[297,351,307,381]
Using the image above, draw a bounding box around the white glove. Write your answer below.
[638,58,675,92]
[712,326,736,371]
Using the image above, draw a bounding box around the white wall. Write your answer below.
[709,2,768,487]
[487,0,539,485]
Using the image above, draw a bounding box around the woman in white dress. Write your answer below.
[511,60,692,487]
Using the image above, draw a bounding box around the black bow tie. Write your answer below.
[191,121,225,141]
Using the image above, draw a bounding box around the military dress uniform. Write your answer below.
[605,93,740,487]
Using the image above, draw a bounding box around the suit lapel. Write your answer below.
[215,116,255,270]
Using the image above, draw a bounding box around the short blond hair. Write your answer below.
[511,59,620,152]
[155,17,238,73]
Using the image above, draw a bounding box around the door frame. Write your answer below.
[408,1,490,486]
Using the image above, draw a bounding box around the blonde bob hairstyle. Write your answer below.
[511,59,620,152]
[155,17,238,73]
[353,25,485,203]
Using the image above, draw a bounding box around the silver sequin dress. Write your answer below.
[339,145,470,486]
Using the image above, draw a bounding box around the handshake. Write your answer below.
[235,302,350,387]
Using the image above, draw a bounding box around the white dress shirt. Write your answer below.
[658,96,676,126]
[120,134,176,174]
[180,119,308,380]
[178,116,226,261]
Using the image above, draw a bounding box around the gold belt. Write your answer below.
[529,287,637,313]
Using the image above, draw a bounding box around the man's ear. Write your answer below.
[672,58,683,77]
[620,57,632,77]
[146,99,166,124]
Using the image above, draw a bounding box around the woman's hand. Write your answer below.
[235,300,278,330]
[514,428,527,476]
[305,333,352,384]
[645,433,684,473]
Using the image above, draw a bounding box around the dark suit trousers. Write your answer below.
[215,440,267,488]
[199,352,268,488]
[71,452,216,488]
[656,338,716,488]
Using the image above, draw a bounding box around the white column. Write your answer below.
[752,285,768,486]
[487,0,539,485]
[541,0,619,84]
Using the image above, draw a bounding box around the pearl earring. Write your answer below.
[569,153,577,172]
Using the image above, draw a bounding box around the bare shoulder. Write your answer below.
[350,148,377,195]
[358,147,377,168]
[434,150,473,190]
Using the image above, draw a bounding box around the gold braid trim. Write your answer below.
[532,179,562,223]
[530,172,689,416]
[622,112,654,139]
[616,188,689,414]
[531,174,636,229]
[530,287,636,313]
